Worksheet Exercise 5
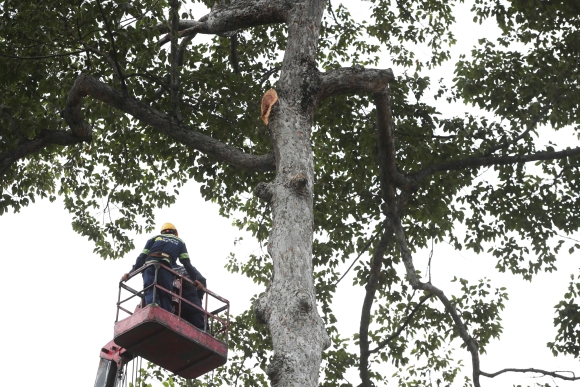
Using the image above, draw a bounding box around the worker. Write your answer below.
[173,264,206,330]
[121,223,203,313]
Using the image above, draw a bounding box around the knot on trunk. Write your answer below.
[295,289,312,314]
[287,173,307,196]
[253,292,270,325]
[266,353,295,385]
[254,181,273,202]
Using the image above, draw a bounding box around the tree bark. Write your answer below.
[253,1,331,387]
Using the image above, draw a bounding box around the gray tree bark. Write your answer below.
[253,1,332,387]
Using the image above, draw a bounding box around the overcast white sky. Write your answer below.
[1,1,579,387]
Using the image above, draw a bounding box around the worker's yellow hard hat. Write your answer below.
[160,222,177,233]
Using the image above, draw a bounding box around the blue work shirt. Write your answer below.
[130,234,190,273]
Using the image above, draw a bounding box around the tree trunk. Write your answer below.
[254,1,330,387]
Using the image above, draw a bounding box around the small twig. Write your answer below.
[116,0,161,31]
[0,51,84,60]
[260,66,281,85]
[333,222,385,287]
[327,0,343,29]
[485,103,552,155]
[369,294,433,354]
[555,232,580,244]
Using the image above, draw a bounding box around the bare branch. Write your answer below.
[63,74,275,172]
[391,213,482,387]
[369,88,483,386]
[0,51,84,60]
[317,67,395,103]
[412,146,580,183]
[327,0,344,30]
[481,368,580,381]
[359,86,399,387]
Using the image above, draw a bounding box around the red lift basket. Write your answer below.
[113,263,230,379]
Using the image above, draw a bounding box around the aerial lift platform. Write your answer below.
[95,263,230,387]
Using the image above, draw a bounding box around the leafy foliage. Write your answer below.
[549,271,580,359]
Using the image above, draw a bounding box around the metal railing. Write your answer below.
[116,262,230,343]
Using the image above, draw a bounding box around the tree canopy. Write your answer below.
[1,0,579,386]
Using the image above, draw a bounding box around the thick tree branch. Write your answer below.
[374,88,415,193]
[480,367,580,381]
[412,146,580,184]
[158,0,291,45]
[359,86,399,387]
[317,67,395,103]
[359,222,394,387]
[0,130,88,178]
[63,74,275,172]
[371,87,483,386]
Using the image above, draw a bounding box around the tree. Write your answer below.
[1,0,579,386]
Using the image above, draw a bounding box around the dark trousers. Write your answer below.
[180,291,205,330]
[143,263,174,312]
